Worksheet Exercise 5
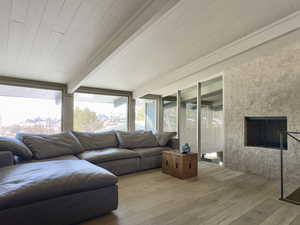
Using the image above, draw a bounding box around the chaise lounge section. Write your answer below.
[0,159,118,225]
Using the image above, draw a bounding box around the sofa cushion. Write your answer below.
[0,160,117,210]
[133,147,172,157]
[18,132,83,159]
[30,155,80,163]
[77,148,139,164]
[0,136,33,160]
[72,131,118,151]
[154,131,177,146]
[116,131,159,149]
[98,158,139,176]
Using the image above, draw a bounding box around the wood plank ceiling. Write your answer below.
[0,0,150,84]
[1,0,300,94]
[82,0,300,93]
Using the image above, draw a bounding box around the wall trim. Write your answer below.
[134,9,300,98]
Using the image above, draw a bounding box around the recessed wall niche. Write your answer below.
[245,117,287,150]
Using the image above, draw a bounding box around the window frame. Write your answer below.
[0,77,135,133]
[0,76,65,134]
[135,97,158,131]
[75,86,132,131]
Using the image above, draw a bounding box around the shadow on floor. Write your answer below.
[79,213,120,225]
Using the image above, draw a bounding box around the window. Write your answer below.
[135,98,156,131]
[163,96,177,132]
[0,84,62,137]
[74,93,128,132]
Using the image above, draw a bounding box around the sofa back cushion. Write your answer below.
[17,132,83,159]
[116,131,159,149]
[0,137,33,160]
[154,131,177,146]
[72,131,118,151]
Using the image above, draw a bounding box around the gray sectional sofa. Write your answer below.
[0,130,177,225]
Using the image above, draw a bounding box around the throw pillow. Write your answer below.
[0,136,33,160]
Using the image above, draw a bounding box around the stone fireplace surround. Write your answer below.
[224,41,300,186]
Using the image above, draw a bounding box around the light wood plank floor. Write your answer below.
[80,162,300,225]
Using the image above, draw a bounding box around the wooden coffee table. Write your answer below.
[162,150,198,179]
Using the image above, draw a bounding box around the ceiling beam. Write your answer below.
[133,9,300,98]
[67,0,180,94]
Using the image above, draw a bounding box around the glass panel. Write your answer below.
[200,77,224,163]
[162,95,177,132]
[74,93,128,132]
[0,84,62,137]
[135,98,156,131]
[180,86,198,153]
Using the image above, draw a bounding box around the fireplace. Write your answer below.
[245,117,287,149]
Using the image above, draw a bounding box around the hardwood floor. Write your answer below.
[80,162,300,225]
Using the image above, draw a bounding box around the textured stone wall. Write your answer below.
[224,42,300,186]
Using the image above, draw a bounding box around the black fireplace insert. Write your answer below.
[245,116,287,149]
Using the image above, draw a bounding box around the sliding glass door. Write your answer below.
[172,76,224,164]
